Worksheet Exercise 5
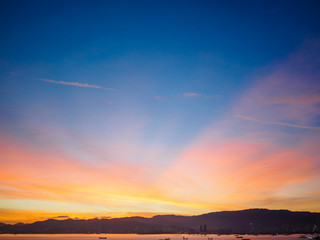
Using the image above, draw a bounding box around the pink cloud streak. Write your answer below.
[272,95,320,104]
[234,40,320,125]
[184,92,202,97]
[235,114,320,130]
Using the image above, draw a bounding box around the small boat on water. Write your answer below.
[236,236,243,238]
[99,237,107,239]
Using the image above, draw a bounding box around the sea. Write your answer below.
[0,234,311,240]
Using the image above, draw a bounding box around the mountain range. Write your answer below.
[1,209,319,234]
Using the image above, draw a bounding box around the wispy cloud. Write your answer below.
[272,95,320,104]
[39,78,116,91]
[235,114,320,130]
[154,96,164,100]
[154,93,218,100]
[184,92,202,97]
[234,40,320,125]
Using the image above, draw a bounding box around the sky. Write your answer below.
[1,0,320,224]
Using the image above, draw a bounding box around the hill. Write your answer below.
[0,209,319,234]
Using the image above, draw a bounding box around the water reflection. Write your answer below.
[0,234,310,240]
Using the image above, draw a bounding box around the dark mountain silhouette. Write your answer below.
[0,209,319,234]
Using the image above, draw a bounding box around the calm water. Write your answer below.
[0,234,310,240]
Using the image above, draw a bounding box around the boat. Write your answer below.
[99,237,107,239]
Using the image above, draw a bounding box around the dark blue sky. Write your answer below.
[2,0,320,64]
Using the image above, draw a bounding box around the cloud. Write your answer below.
[184,92,202,97]
[0,134,217,221]
[39,78,116,91]
[235,114,320,130]
[154,93,218,100]
[155,40,320,211]
[234,39,320,125]
[154,96,164,100]
[272,95,320,104]
[157,134,320,210]
[183,93,219,98]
